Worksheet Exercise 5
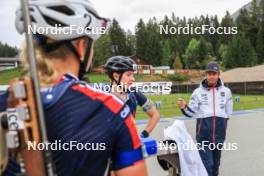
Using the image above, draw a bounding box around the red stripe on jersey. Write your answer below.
[125,115,141,149]
[72,84,122,114]
[134,160,144,165]
[55,75,65,84]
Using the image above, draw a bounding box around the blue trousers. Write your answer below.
[197,141,223,176]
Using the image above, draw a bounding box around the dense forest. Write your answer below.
[93,0,264,70]
[1,0,263,71]
[0,42,18,58]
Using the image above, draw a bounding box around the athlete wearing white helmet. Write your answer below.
[1,1,148,176]
[15,0,109,79]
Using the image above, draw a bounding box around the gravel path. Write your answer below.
[137,109,264,176]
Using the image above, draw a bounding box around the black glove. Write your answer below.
[140,130,149,138]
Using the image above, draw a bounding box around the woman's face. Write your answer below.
[113,71,135,90]
[120,71,135,87]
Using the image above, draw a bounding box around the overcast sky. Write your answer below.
[0,0,251,47]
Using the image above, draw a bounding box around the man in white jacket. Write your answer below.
[178,61,233,176]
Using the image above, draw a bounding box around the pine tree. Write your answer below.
[184,38,200,69]
[223,34,257,68]
[135,19,147,58]
[248,0,260,49]
[236,8,251,34]
[108,19,127,55]
[256,25,264,63]
[173,54,183,69]
[161,40,171,66]
[0,42,18,57]
[220,11,234,44]
[218,44,228,62]
[197,37,211,63]
[126,30,136,56]
[256,0,264,64]
[93,33,112,67]
[144,18,163,66]
[211,15,220,55]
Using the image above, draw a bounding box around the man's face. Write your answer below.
[206,71,220,86]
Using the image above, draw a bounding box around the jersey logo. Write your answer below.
[201,93,207,97]
[120,105,130,118]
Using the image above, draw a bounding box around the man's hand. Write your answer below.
[177,98,186,109]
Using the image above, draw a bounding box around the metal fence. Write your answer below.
[172,81,264,95]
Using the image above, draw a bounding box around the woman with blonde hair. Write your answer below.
[1,0,148,176]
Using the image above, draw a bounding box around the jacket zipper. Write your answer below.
[198,119,202,134]
[224,119,227,137]
[212,88,216,144]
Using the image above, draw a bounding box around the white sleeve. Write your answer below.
[182,90,200,117]
[226,89,233,116]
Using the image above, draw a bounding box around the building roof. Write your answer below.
[221,65,264,83]
[130,54,151,65]
[0,57,21,62]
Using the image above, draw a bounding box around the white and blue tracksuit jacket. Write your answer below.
[181,79,233,143]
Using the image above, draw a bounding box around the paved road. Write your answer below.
[137,109,264,176]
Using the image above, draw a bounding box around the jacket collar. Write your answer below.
[200,78,223,90]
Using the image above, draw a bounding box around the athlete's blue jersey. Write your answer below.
[126,90,153,117]
[1,74,143,176]
[0,90,8,111]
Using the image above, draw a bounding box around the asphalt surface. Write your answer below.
[136,109,264,176]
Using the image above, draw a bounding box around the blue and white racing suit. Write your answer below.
[1,73,144,176]
[181,78,233,176]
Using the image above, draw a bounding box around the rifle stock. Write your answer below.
[7,78,46,176]
[0,0,55,174]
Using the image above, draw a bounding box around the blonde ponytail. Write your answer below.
[21,40,70,88]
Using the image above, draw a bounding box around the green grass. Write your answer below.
[0,68,145,84]
[1,69,264,120]
[85,73,110,83]
[0,68,24,85]
[135,94,264,120]
[232,95,264,111]
[86,73,147,83]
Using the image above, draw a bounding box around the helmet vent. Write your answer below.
[42,14,67,27]
[47,6,75,16]
[30,16,36,23]
[29,7,35,12]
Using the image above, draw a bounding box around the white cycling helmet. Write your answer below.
[15,0,109,41]
[15,0,110,79]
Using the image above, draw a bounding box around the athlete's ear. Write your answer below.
[113,72,120,81]
[74,38,86,59]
